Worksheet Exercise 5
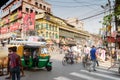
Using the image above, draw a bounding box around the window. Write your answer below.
[43,6,46,10]
[28,0,31,2]
[49,25,51,31]
[26,8,29,12]
[46,32,48,37]
[41,23,43,29]
[46,23,49,30]
[49,32,51,38]
[55,27,57,31]
[47,8,51,12]
[30,9,33,13]
[55,33,58,38]
[35,11,38,14]
[35,2,38,7]
[40,4,42,9]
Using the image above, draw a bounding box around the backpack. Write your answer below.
[9,53,20,68]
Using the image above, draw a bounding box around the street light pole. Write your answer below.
[101,3,109,48]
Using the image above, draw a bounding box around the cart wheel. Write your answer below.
[0,71,3,76]
[118,67,120,74]
[62,57,67,66]
[0,65,3,76]
[46,66,52,71]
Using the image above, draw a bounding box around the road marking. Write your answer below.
[96,68,113,74]
[54,76,72,80]
[80,70,120,80]
[70,72,101,80]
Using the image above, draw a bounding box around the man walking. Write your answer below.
[7,46,21,80]
[90,45,97,71]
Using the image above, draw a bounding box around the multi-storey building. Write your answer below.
[0,0,51,40]
[0,0,90,46]
[66,17,84,31]
[36,12,90,46]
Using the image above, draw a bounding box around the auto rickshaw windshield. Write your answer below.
[41,48,48,54]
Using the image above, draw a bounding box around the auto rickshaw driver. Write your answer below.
[23,49,31,65]
[33,48,39,67]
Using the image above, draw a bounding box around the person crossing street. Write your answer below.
[89,45,97,72]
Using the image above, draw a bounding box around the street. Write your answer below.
[1,53,120,80]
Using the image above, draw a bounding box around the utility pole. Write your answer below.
[108,0,113,66]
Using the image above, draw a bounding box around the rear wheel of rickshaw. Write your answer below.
[46,66,52,71]
[0,65,3,76]
[118,67,120,74]
[62,57,67,66]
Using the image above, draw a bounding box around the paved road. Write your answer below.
[1,53,120,80]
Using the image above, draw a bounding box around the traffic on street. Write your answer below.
[0,0,120,80]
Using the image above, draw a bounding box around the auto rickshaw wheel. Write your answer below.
[118,67,120,74]
[46,66,52,71]
[0,65,3,76]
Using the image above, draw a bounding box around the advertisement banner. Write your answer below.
[23,12,35,31]
[116,37,120,42]
[107,36,115,43]
[9,10,22,22]
[9,22,20,32]
[1,27,8,34]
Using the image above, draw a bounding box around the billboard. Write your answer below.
[23,13,35,31]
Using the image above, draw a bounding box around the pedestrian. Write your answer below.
[33,48,39,67]
[100,48,106,62]
[96,48,100,66]
[7,46,21,80]
[83,45,90,62]
[90,45,97,71]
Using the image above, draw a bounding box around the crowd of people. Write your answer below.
[58,44,114,71]
[0,43,119,80]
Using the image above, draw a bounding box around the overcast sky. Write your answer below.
[45,0,115,34]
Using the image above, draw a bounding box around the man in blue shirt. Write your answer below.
[90,45,97,71]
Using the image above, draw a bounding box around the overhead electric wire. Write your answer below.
[46,0,104,5]
[51,4,99,8]
[79,9,104,18]
[78,8,114,21]
[80,12,104,21]
[73,0,99,9]
[46,0,115,21]
[73,0,98,5]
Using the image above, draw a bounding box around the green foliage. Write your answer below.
[115,5,120,15]
[103,14,112,25]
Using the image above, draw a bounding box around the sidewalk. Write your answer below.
[99,60,112,68]
[98,60,118,72]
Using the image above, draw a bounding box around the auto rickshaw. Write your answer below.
[10,41,52,71]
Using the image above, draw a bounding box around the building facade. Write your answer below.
[0,0,51,40]
[36,12,90,46]
[0,0,90,46]
[66,17,84,30]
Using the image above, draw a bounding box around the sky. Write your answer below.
[45,0,115,34]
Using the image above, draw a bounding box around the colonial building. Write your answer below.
[0,0,90,46]
[65,17,84,30]
[36,12,90,46]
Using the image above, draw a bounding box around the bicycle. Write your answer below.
[82,54,92,71]
[62,52,76,66]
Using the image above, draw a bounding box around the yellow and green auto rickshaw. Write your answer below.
[10,41,52,71]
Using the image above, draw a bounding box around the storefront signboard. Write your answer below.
[10,0,22,12]
[9,11,22,22]
[9,22,20,32]
[0,9,9,18]
[1,0,13,10]
[0,27,8,34]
